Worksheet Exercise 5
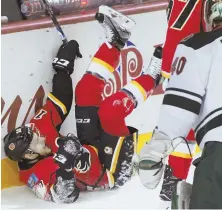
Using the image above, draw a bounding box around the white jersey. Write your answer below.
[158,29,222,149]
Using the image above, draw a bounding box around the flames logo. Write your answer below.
[103,41,143,98]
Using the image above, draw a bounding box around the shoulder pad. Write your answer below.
[180,29,222,50]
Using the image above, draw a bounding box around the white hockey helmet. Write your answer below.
[203,0,222,31]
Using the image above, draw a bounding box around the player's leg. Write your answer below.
[73,131,134,190]
[75,41,120,147]
[98,46,163,137]
[98,130,134,187]
[190,141,222,209]
[75,6,135,146]
[159,130,196,201]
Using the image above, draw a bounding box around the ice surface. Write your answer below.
[1,176,170,209]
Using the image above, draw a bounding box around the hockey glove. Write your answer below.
[54,133,83,171]
[138,129,184,189]
[51,168,80,203]
[52,40,82,75]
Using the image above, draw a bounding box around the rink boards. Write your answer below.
[1,8,168,189]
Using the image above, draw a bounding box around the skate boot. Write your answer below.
[159,164,182,201]
[95,5,136,50]
[144,46,163,80]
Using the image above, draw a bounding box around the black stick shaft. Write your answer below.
[42,0,68,45]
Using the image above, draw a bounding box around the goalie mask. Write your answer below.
[203,0,222,31]
[4,124,51,161]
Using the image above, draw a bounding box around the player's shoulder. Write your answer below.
[180,29,222,50]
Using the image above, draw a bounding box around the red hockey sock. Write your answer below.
[75,74,105,107]
[94,42,120,70]
[75,42,120,107]
[169,155,192,179]
[134,74,155,93]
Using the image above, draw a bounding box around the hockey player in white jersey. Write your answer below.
[138,0,222,208]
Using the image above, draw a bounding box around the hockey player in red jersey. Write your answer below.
[74,5,136,189]
[3,6,136,203]
[98,0,204,202]
[4,39,82,203]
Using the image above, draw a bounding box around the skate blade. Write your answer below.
[98,5,136,30]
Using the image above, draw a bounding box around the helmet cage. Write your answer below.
[204,0,222,30]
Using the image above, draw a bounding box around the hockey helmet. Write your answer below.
[203,0,222,31]
[4,126,33,161]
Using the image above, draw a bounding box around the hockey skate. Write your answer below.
[144,46,163,81]
[159,164,182,201]
[95,5,136,50]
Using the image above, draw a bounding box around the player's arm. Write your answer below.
[158,41,209,139]
[19,135,82,203]
[32,40,81,129]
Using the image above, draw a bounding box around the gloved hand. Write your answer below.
[74,147,91,173]
[54,133,83,171]
[138,129,184,189]
[52,40,82,75]
[98,90,136,137]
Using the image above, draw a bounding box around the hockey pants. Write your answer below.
[190,141,222,209]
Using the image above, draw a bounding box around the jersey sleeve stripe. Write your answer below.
[195,114,222,145]
[163,94,201,115]
[165,90,202,104]
[48,93,67,115]
[166,87,203,100]
[194,108,222,132]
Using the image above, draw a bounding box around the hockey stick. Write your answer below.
[41,0,68,45]
[132,131,139,174]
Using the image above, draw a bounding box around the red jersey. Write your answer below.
[161,0,203,78]
[19,99,110,202]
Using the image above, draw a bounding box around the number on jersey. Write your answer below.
[167,0,199,30]
[171,56,187,75]
[34,109,47,120]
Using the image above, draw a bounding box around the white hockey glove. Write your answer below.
[138,129,184,189]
